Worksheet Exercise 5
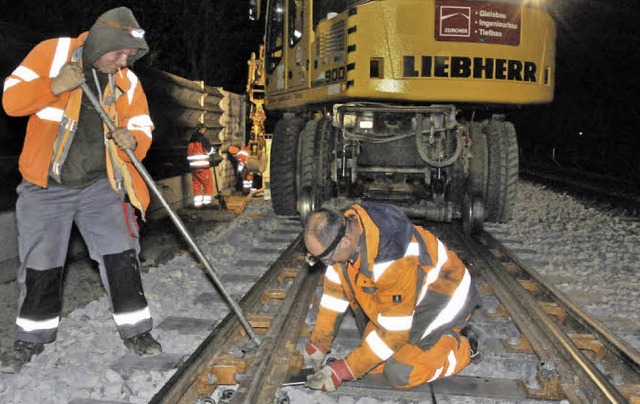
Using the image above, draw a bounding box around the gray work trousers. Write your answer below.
[14,178,152,343]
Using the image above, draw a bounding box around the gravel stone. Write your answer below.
[0,181,638,403]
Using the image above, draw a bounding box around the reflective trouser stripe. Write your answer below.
[382,334,471,388]
[104,248,151,339]
[15,265,64,343]
[113,307,151,326]
[16,316,59,332]
[420,268,471,340]
[192,169,214,204]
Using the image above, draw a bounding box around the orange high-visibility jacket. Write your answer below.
[228,145,250,164]
[310,203,477,378]
[2,32,154,214]
[187,131,214,170]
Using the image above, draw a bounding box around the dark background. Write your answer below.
[0,0,638,207]
[513,0,640,181]
[0,0,261,92]
[0,0,261,206]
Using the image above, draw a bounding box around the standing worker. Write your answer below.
[0,7,162,374]
[187,123,216,208]
[302,203,479,391]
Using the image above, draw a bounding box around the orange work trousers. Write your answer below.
[192,168,214,206]
[367,327,471,388]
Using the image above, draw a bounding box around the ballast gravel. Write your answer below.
[0,180,638,403]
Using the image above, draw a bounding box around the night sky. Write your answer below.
[514,0,640,179]
[0,0,260,91]
[1,0,639,180]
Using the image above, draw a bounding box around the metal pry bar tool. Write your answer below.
[81,82,261,345]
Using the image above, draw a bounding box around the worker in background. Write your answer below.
[0,7,161,374]
[187,123,216,208]
[302,203,480,391]
[243,172,256,194]
[228,144,250,194]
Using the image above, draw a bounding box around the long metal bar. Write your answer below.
[80,83,261,345]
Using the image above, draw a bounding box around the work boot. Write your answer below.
[461,325,482,364]
[0,340,45,374]
[124,332,162,357]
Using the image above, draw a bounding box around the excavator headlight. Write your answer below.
[358,112,374,129]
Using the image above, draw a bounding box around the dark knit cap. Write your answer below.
[83,7,149,64]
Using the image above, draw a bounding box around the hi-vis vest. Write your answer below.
[310,203,478,378]
[187,138,214,169]
[2,32,154,215]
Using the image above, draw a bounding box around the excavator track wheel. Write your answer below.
[463,195,485,235]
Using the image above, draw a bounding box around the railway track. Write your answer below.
[149,235,318,403]
[147,222,640,403]
[520,162,640,214]
[457,228,640,403]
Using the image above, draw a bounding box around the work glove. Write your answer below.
[305,359,355,392]
[108,128,138,151]
[237,163,245,173]
[302,342,329,370]
[51,61,85,95]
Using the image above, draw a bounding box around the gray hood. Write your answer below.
[83,7,149,65]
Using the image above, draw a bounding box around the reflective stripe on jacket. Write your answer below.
[310,202,477,378]
[187,135,214,169]
[2,32,154,214]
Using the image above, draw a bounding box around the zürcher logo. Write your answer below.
[440,6,471,37]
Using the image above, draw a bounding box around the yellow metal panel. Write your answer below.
[265,0,555,110]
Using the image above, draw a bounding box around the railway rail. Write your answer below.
[150,235,317,403]
[146,222,640,403]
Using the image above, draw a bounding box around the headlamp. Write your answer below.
[98,19,145,39]
[128,28,145,39]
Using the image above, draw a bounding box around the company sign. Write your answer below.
[435,1,521,46]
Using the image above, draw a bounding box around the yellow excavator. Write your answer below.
[248,0,555,233]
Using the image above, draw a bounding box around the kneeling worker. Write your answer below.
[302,203,479,391]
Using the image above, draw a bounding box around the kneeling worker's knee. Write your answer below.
[383,357,414,388]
